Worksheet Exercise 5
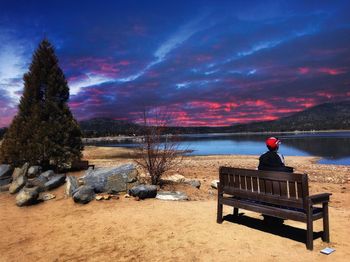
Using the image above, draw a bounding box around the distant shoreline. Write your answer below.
[83,129,350,144]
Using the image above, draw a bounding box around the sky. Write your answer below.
[0,0,350,127]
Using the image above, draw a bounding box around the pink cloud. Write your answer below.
[298,67,310,74]
[317,67,347,75]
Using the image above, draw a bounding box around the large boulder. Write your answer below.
[184,179,201,189]
[0,164,13,186]
[16,187,40,206]
[9,175,27,194]
[80,164,139,193]
[72,185,95,204]
[27,166,42,178]
[12,163,29,180]
[65,176,79,196]
[128,185,157,199]
[156,191,188,201]
[44,174,66,191]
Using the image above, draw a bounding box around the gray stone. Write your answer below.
[26,175,48,191]
[184,179,201,189]
[38,193,56,201]
[12,163,29,180]
[9,175,27,194]
[0,184,10,192]
[0,177,12,187]
[211,180,219,189]
[44,174,66,191]
[156,191,188,201]
[128,185,157,199]
[41,170,55,179]
[0,164,13,178]
[27,166,42,178]
[0,164,13,186]
[65,176,79,196]
[80,163,138,193]
[72,185,95,204]
[16,187,40,206]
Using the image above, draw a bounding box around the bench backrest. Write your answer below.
[219,167,309,209]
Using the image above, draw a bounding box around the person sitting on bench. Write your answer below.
[258,137,294,173]
[258,137,294,224]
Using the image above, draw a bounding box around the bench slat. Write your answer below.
[223,187,304,209]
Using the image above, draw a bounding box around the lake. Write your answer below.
[106,132,350,166]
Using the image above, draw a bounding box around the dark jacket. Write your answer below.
[258,151,294,173]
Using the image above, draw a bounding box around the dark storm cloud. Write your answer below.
[0,0,349,127]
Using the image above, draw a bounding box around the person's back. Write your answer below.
[258,137,293,173]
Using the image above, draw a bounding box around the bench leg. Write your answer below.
[306,206,313,250]
[233,207,239,217]
[217,199,223,224]
[322,202,330,242]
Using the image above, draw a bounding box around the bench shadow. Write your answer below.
[223,213,323,244]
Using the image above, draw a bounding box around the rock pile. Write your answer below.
[0,163,66,207]
[68,163,142,204]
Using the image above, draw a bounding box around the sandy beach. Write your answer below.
[1,146,349,261]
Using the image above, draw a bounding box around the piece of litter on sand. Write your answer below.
[320,247,335,255]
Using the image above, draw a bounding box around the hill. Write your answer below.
[228,100,350,132]
[75,101,350,137]
[79,118,141,137]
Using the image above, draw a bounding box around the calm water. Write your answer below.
[107,132,350,165]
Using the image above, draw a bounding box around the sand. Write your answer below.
[0,146,349,261]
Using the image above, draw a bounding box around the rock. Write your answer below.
[41,170,55,179]
[128,185,157,199]
[0,164,12,177]
[164,174,185,183]
[184,179,201,189]
[80,164,139,193]
[9,175,27,194]
[16,187,40,206]
[27,166,42,178]
[156,191,188,201]
[65,176,79,196]
[103,195,111,200]
[95,194,112,201]
[0,164,13,186]
[72,185,95,204]
[26,175,48,191]
[124,194,131,198]
[95,195,103,201]
[0,184,10,192]
[0,176,12,187]
[44,174,66,191]
[38,193,56,201]
[12,163,29,180]
[211,180,219,189]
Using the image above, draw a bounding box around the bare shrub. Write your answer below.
[133,109,184,185]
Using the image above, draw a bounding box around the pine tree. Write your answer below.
[0,39,83,167]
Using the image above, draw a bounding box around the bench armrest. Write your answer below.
[307,193,332,205]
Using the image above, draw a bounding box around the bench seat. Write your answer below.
[222,196,324,222]
[217,167,331,250]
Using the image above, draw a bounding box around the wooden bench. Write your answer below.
[217,167,331,250]
[71,160,95,171]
